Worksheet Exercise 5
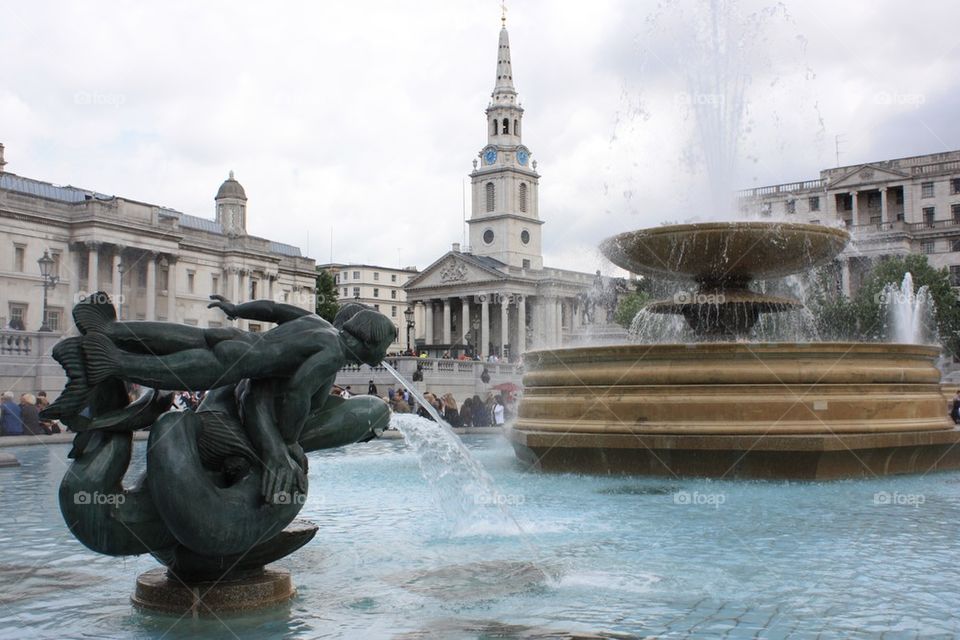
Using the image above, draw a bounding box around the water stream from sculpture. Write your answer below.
[381,361,527,537]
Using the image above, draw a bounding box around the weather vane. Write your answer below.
[501,0,507,26]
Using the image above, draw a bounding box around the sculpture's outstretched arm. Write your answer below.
[208,295,313,325]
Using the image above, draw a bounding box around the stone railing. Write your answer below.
[0,330,36,356]
[336,357,523,401]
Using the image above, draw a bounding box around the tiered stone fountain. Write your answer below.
[510,222,960,479]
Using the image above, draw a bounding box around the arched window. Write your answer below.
[519,183,528,212]
[502,118,509,134]
[491,119,498,135]
[514,119,519,136]
[485,182,495,212]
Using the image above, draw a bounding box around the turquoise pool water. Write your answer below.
[1,433,959,639]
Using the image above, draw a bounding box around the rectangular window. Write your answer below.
[137,265,147,288]
[391,274,397,282]
[208,320,222,329]
[248,324,262,333]
[13,245,25,272]
[373,288,379,298]
[342,288,348,297]
[283,290,290,302]
[922,240,936,254]
[373,272,379,281]
[353,286,360,298]
[867,192,881,208]
[808,196,820,212]
[923,207,935,225]
[341,271,347,281]
[353,271,360,280]
[522,259,531,269]
[45,307,63,332]
[952,178,960,195]
[952,239,960,252]
[391,305,397,317]
[334,274,339,284]
[250,279,257,299]
[952,266,960,286]
[391,290,397,299]
[870,215,882,226]
[786,200,796,214]
[9,303,26,329]
[922,182,935,198]
[953,204,960,222]
[187,271,195,294]
[51,252,61,279]
[159,268,169,292]
[211,275,219,295]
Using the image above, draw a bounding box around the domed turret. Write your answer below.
[215,170,247,236]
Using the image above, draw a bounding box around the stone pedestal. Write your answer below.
[132,566,295,615]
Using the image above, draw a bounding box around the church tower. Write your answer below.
[215,170,248,237]
[467,15,543,270]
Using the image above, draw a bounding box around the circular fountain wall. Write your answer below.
[511,222,960,479]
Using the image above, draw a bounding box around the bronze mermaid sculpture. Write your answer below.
[44,293,395,581]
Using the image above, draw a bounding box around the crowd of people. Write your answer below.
[332,380,515,428]
[0,391,61,436]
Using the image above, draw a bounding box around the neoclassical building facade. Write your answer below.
[738,149,960,295]
[0,144,316,334]
[404,21,594,359]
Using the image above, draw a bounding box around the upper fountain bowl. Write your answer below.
[600,222,850,283]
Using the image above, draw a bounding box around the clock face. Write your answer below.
[484,148,497,165]
[517,150,529,166]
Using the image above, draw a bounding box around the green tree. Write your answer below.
[614,291,650,328]
[315,268,340,322]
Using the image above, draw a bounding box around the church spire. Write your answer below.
[492,13,516,103]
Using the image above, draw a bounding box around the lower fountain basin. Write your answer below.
[512,342,960,479]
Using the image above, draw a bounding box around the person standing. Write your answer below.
[368,380,378,396]
[0,392,23,436]
[493,395,506,426]
[952,390,960,425]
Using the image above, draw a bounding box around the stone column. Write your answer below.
[111,248,123,308]
[880,187,888,225]
[166,256,177,322]
[480,294,490,358]
[68,245,80,320]
[517,295,526,356]
[425,300,434,345]
[442,298,452,344]
[500,294,510,358]
[86,242,99,293]
[555,298,563,345]
[145,254,157,321]
[849,191,858,225]
[461,296,471,346]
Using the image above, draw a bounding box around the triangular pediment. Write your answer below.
[405,252,507,290]
[828,164,909,189]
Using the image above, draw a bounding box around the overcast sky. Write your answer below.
[3,0,959,274]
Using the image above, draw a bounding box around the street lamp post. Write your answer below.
[404,306,415,353]
[37,250,59,332]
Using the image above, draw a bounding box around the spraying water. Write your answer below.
[881,272,937,345]
[380,361,528,537]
